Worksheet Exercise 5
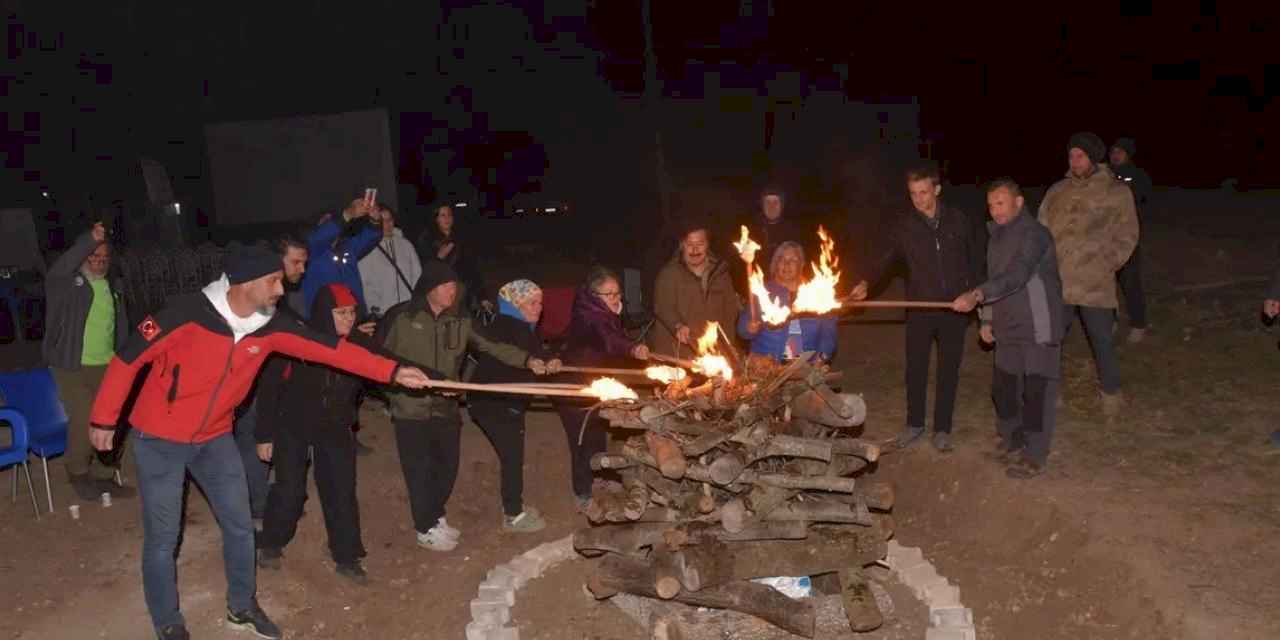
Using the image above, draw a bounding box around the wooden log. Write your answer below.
[838,567,884,632]
[682,431,730,457]
[590,555,816,638]
[748,472,856,493]
[708,452,746,485]
[748,434,834,463]
[854,481,894,511]
[574,523,672,556]
[743,484,797,518]
[790,388,866,428]
[637,465,685,506]
[723,526,888,581]
[763,500,873,526]
[829,438,881,463]
[647,431,688,480]
[712,521,808,542]
[720,498,749,533]
[591,453,635,471]
[827,454,869,477]
[677,538,732,592]
[624,476,652,520]
[652,543,684,599]
[697,483,717,514]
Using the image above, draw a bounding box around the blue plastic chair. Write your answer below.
[0,369,70,513]
[0,408,41,518]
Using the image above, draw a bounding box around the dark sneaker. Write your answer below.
[257,547,283,570]
[69,473,100,501]
[1006,456,1046,479]
[895,425,926,449]
[336,561,369,585]
[156,624,190,640]
[931,431,953,453]
[95,477,137,498]
[989,437,1025,463]
[226,602,282,639]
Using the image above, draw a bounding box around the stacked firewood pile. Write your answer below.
[574,353,895,638]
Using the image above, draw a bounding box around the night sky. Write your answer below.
[5,2,1277,222]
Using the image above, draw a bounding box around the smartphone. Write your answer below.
[364,187,378,208]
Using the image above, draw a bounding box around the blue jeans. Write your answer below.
[233,400,270,518]
[132,430,256,631]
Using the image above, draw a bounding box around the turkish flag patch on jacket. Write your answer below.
[138,316,161,341]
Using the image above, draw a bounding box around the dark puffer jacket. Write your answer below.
[859,202,986,305]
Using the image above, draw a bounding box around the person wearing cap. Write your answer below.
[375,260,553,551]
[87,246,433,640]
[1038,132,1139,417]
[254,283,387,584]
[1109,137,1152,343]
[469,279,559,533]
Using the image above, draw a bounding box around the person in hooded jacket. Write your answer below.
[554,266,650,508]
[300,197,384,317]
[469,279,558,532]
[253,283,390,584]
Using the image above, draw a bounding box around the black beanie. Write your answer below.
[1068,132,1106,164]
[225,245,282,285]
[417,259,458,295]
[1111,137,1137,157]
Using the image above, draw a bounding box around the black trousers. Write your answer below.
[555,403,608,500]
[259,427,365,564]
[393,415,462,533]
[905,311,969,433]
[1117,243,1147,329]
[993,365,1059,465]
[468,402,527,517]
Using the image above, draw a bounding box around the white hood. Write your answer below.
[202,274,274,343]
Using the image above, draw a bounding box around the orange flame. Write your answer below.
[732,225,761,264]
[749,264,792,325]
[645,366,687,384]
[692,322,734,381]
[792,225,842,314]
[583,377,639,401]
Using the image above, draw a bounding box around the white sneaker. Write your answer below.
[416,526,459,551]
[435,517,461,540]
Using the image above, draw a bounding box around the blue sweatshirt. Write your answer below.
[736,281,838,361]
[300,216,381,317]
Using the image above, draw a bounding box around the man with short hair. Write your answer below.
[1038,132,1139,416]
[651,221,741,357]
[953,179,1064,478]
[358,206,421,318]
[43,221,133,500]
[849,161,985,452]
[88,246,432,640]
[1109,137,1152,343]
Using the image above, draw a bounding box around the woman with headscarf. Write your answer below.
[469,279,558,532]
[415,203,492,313]
[254,283,376,584]
[555,266,650,509]
[738,241,838,363]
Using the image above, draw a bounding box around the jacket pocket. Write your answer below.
[167,364,181,409]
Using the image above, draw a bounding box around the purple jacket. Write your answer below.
[561,286,636,373]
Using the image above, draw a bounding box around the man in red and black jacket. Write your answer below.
[88,246,431,640]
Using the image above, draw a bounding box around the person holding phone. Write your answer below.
[300,193,384,317]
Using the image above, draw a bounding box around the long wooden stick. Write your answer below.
[557,365,657,377]
[648,352,697,369]
[842,300,954,310]
[423,378,602,399]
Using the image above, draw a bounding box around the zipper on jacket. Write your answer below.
[189,339,236,444]
[167,364,182,413]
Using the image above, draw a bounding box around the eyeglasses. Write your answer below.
[593,290,622,299]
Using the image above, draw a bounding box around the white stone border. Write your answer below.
[884,539,978,640]
[466,535,976,639]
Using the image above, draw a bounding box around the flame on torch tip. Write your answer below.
[583,377,639,401]
[691,322,734,381]
[749,264,792,325]
[645,366,687,384]
[733,225,761,263]
[792,225,843,314]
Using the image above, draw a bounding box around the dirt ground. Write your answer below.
[3,188,1280,639]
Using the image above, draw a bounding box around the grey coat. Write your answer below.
[979,210,1064,348]
[41,232,129,370]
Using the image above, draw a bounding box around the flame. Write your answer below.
[691,322,735,381]
[749,264,792,325]
[645,366,687,384]
[732,225,761,264]
[792,225,842,314]
[583,377,639,401]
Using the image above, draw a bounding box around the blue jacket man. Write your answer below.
[300,200,383,316]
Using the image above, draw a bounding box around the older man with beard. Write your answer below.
[43,221,133,501]
[651,219,741,358]
[88,246,432,640]
[1038,132,1139,417]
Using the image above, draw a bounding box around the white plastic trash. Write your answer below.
[752,576,812,599]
